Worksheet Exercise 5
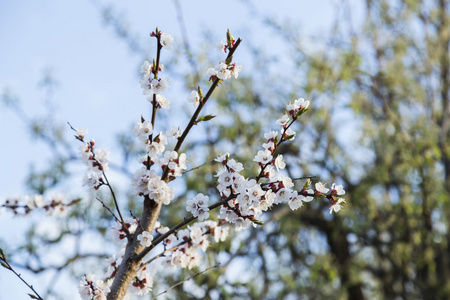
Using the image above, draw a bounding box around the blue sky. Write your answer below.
[0,0,361,298]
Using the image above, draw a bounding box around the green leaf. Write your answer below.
[252,219,264,226]
[296,108,308,117]
[274,136,279,144]
[1,262,9,269]
[285,134,296,141]
[28,294,39,299]
[194,114,216,125]
[303,178,312,188]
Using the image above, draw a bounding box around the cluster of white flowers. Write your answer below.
[79,274,110,300]
[139,32,173,110]
[74,29,348,300]
[315,182,346,213]
[1,194,71,216]
[131,167,174,204]
[215,153,299,231]
[286,97,310,117]
[132,32,188,204]
[82,219,229,298]
[209,98,347,233]
[128,266,153,296]
[207,62,242,81]
[157,151,187,178]
[165,126,181,139]
[111,217,138,244]
[217,38,234,53]
[186,193,210,221]
[131,122,187,205]
[160,221,229,270]
[133,121,153,143]
[140,75,170,108]
[79,137,110,192]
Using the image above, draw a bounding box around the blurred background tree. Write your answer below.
[1,0,449,299]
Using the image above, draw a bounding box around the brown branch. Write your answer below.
[101,169,130,240]
[67,122,130,239]
[255,116,300,182]
[107,33,242,300]
[173,39,242,153]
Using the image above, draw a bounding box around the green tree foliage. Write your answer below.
[195,0,450,299]
[176,1,450,299]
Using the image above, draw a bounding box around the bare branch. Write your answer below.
[151,264,220,300]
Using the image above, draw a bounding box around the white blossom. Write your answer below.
[275,114,289,127]
[315,182,329,194]
[264,130,278,140]
[214,153,229,163]
[133,121,153,143]
[330,198,346,214]
[274,155,286,171]
[75,128,88,139]
[128,268,153,295]
[262,141,275,151]
[154,94,170,109]
[137,231,153,247]
[186,193,210,220]
[230,63,242,78]
[254,150,273,165]
[284,127,296,141]
[166,127,181,138]
[288,191,304,210]
[140,60,152,75]
[294,98,310,110]
[188,90,201,106]
[275,188,292,204]
[332,183,346,196]
[82,172,102,191]
[213,226,229,242]
[160,32,174,50]
[227,159,243,172]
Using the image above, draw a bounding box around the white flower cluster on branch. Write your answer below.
[1,193,77,216]
[0,26,347,300]
[74,28,347,299]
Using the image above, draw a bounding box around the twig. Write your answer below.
[96,197,120,223]
[130,210,145,232]
[101,171,130,239]
[183,159,214,173]
[260,176,317,187]
[67,122,130,240]
[159,38,241,183]
[151,264,220,300]
[172,0,200,81]
[0,249,44,300]
[148,30,163,161]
